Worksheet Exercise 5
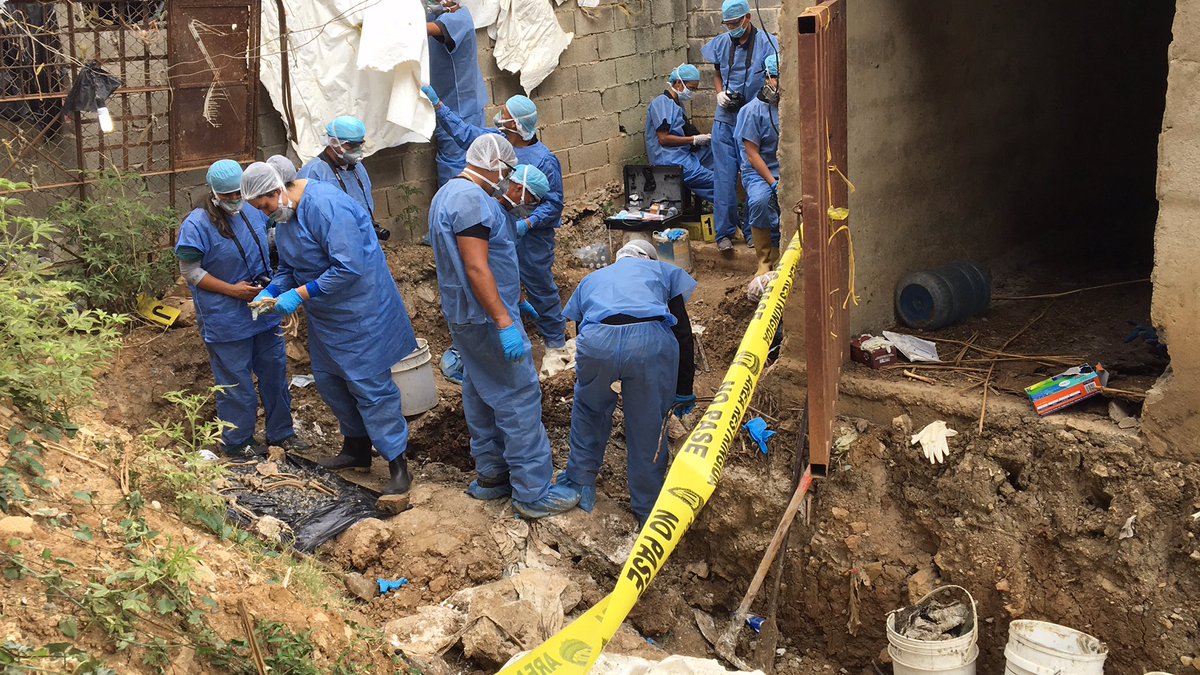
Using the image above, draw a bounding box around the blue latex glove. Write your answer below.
[272,289,303,315]
[377,578,409,594]
[498,323,527,362]
[673,394,696,418]
[664,228,685,242]
[252,288,275,304]
[515,218,531,237]
[519,300,540,320]
[440,348,464,385]
[743,417,776,455]
[771,181,779,193]
[420,85,440,106]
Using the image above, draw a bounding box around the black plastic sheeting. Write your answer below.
[63,60,122,114]
[224,454,385,553]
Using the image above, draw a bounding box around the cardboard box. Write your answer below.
[850,334,898,369]
[1024,364,1109,416]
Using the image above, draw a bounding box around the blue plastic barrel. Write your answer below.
[895,261,991,330]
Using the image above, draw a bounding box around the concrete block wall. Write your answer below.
[256,0,691,241]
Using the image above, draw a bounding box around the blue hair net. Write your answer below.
[511,164,550,200]
[721,0,750,21]
[504,95,539,134]
[669,63,701,83]
[206,159,243,194]
[765,53,779,77]
[326,115,366,143]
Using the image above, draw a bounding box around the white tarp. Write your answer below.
[258,0,435,162]
[456,0,572,92]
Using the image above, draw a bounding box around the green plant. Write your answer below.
[50,169,178,313]
[0,181,125,419]
[391,183,426,241]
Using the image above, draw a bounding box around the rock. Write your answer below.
[854,418,869,433]
[844,535,861,551]
[907,566,941,603]
[892,414,913,436]
[254,516,287,543]
[385,605,466,658]
[429,575,449,594]
[337,518,394,569]
[343,572,376,601]
[849,521,868,534]
[1055,430,1077,443]
[995,579,1010,593]
[0,516,34,536]
[686,561,709,579]
[830,507,850,522]
[193,562,217,585]
[1118,417,1139,429]
[1108,400,1137,424]
[286,342,310,364]
[415,285,438,304]
[454,568,580,668]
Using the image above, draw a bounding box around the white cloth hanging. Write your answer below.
[488,0,573,92]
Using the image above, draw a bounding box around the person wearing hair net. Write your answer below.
[556,239,697,527]
[174,160,304,459]
[644,64,715,202]
[241,162,417,512]
[421,87,570,373]
[702,0,779,252]
[425,0,488,185]
[736,52,782,275]
[426,134,578,519]
[263,154,298,269]
[297,115,391,243]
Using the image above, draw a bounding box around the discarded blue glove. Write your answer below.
[743,416,776,455]
[771,181,779,193]
[272,289,303,315]
[377,578,409,594]
[515,218,531,237]
[1124,322,1168,358]
[664,228,686,242]
[673,393,696,418]
[440,348,463,385]
[498,323,528,362]
[420,85,440,107]
[519,300,540,320]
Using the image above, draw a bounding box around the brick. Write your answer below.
[618,107,647,135]
[491,74,523,106]
[559,34,599,67]
[687,38,708,65]
[401,147,437,184]
[651,0,682,25]
[581,116,621,145]
[567,141,610,174]
[574,7,614,36]
[532,65,577,97]
[698,0,724,10]
[536,97,564,127]
[633,25,673,54]
[608,134,646,165]
[541,121,583,149]
[577,60,618,92]
[562,172,586,197]
[554,6,576,34]
[601,82,641,114]
[613,53,656,84]
[561,91,603,122]
[639,79,666,104]
[598,29,637,60]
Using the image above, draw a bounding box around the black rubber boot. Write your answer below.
[377,456,413,514]
[317,436,372,470]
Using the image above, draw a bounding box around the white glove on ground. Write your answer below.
[716,91,732,109]
[692,133,711,146]
[910,420,957,464]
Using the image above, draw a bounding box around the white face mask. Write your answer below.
[268,189,294,224]
[212,191,243,215]
[674,83,695,102]
[464,168,512,200]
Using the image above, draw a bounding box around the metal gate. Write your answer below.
[0,0,259,210]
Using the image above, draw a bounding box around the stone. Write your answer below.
[384,605,466,659]
[336,518,394,569]
[844,535,861,551]
[343,572,376,601]
[0,517,34,536]
[416,285,437,304]
[429,575,449,594]
[830,506,850,521]
[892,414,913,436]
[995,579,1010,593]
[686,561,709,579]
[907,566,941,602]
[193,562,217,585]
[254,516,287,543]
[849,521,868,534]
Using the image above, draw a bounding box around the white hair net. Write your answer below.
[616,240,657,261]
[465,134,518,173]
[266,155,297,184]
[240,161,284,199]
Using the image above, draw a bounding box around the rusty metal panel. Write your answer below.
[167,0,259,168]
[796,0,849,477]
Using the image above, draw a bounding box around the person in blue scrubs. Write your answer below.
[241,162,416,511]
[426,0,488,186]
[297,116,391,243]
[736,53,782,274]
[175,160,304,459]
[421,86,570,371]
[644,63,714,202]
[702,0,779,251]
[426,134,578,519]
[556,240,697,526]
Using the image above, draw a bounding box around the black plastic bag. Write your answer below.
[63,60,122,114]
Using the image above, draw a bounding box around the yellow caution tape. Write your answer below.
[500,233,803,675]
[135,293,180,327]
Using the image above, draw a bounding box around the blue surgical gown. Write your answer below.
[429,6,488,184]
[176,206,280,344]
[644,92,715,202]
[735,98,780,179]
[700,29,781,127]
[564,257,697,329]
[273,181,415,380]
[297,158,375,217]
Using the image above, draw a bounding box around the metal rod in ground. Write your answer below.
[715,464,816,669]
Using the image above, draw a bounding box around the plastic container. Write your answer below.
[573,242,610,269]
[653,228,692,272]
[390,338,438,416]
[886,586,979,675]
[1003,620,1107,675]
[896,261,992,330]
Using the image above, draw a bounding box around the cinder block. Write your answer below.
[560,91,603,122]
[574,7,614,36]
[689,11,722,39]
[567,141,610,174]
[581,116,621,145]
[639,80,666,104]
[688,38,709,65]
[536,97,565,127]
[401,146,437,184]
[608,134,645,165]
[613,53,656,84]
[562,171,586,197]
[618,107,647,134]
[584,164,622,192]
[651,0,681,25]
[601,82,641,114]
[368,153,405,187]
[492,74,524,106]
[541,121,583,149]
[533,65,578,97]
[577,60,619,92]
[554,6,576,34]
[598,29,637,60]
[559,34,600,67]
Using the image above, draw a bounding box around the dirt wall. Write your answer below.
[1144,0,1200,461]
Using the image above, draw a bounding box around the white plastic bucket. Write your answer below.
[1003,620,1107,675]
[391,338,438,416]
[886,585,979,675]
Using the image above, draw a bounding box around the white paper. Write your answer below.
[883,331,941,363]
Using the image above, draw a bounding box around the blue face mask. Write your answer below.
[728,20,747,39]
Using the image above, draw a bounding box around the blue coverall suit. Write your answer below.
[701,27,779,243]
[272,182,416,460]
[645,91,715,203]
[428,6,489,186]
[176,206,294,450]
[563,258,697,523]
[432,105,568,348]
[735,96,781,247]
[427,176,555,503]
